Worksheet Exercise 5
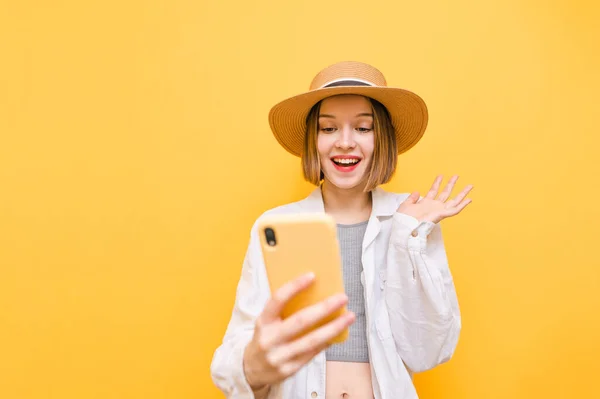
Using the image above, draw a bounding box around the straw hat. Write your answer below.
[268,61,429,157]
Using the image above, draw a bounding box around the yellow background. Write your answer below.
[1,0,599,398]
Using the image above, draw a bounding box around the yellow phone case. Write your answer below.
[257,213,349,344]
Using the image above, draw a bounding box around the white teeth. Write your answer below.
[333,158,359,165]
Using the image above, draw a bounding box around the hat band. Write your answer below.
[320,78,375,88]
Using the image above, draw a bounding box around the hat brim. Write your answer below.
[268,86,428,157]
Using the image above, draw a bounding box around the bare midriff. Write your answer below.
[325,361,374,399]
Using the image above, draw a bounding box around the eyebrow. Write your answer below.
[318,113,374,119]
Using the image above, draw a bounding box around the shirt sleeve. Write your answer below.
[210,222,281,398]
[384,212,462,373]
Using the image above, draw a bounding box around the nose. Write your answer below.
[335,125,356,150]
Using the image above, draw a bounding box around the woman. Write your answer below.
[210,61,472,399]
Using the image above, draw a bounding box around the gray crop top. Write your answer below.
[325,220,369,363]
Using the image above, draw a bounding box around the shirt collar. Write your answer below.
[300,185,398,217]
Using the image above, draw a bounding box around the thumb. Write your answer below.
[397,192,420,212]
[404,192,420,204]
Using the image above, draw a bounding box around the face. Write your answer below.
[317,95,375,190]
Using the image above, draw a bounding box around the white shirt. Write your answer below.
[210,186,461,399]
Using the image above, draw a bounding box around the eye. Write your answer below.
[320,127,337,133]
[356,127,373,133]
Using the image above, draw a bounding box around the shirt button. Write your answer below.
[411,230,418,237]
[311,392,318,398]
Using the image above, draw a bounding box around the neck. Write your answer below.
[321,180,372,225]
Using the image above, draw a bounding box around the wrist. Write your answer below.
[252,384,271,398]
[243,344,266,391]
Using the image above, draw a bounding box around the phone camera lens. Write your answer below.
[264,228,276,246]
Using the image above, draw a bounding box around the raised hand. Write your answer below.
[397,175,473,224]
[243,272,355,396]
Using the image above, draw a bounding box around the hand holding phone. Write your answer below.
[243,272,355,393]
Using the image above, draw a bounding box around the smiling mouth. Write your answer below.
[331,158,361,167]
[330,157,362,172]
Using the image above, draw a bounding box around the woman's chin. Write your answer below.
[323,174,366,191]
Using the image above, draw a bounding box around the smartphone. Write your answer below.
[257,212,349,344]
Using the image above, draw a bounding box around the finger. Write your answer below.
[437,175,459,202]
[425,175,443,199]
[403,191,420,205]
[270,292,348,346]
[454,198,472,213]
[269,312,355,366]
[440,198,472,219]
[447,185,473,207]
[261,272,316,323]
[268,311,355,365]
[275,345,323,378]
